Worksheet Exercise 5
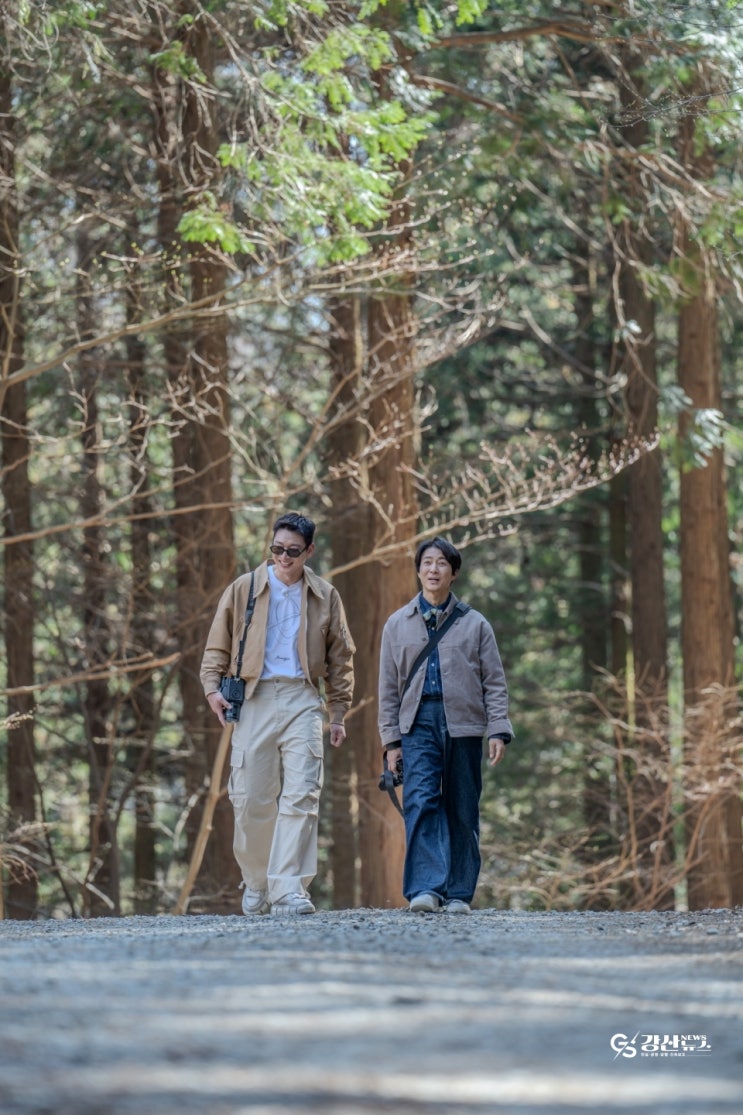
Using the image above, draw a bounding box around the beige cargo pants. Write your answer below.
[228,678,325,904]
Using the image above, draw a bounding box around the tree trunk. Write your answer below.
[76,224,119,917]
[178,5,239,911]
[326,292,366,908]
[571,230,613,890]
[616,60,674,909]
[124,261,158,914]
[677,230,743,908]
[151,14,196,886]
[357,199,418,907]
[608,473,629,682]
[326,265,416,910]
[677,103,743,909]
[1,70,37,919]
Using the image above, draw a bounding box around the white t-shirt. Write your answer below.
[260,566,304,679]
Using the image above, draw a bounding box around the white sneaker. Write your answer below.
[271,892,315,916]
[409,892,441,913]
[241,887,270,916]
[443,899,471,915]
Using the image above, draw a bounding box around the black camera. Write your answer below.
[219,675,245,723]
[378,757,403,790]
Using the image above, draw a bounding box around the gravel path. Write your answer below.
[2,907,742,1114]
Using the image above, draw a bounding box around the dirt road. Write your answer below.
[2,907,741,1114]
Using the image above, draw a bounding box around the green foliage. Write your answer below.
[660,385,727,470]
[216,28,433,262]
[302,24,394,77]
[157,5,437,265]
[220,128,398,262]
[357,0,488,24]
[178,195,255,255]
[455,0,489,22]
[255,0,329,31]
[149,42,207,83]
[39,1,110,81]
[701,193,743,254]
[4,0,743,917]
[44,1,103,31]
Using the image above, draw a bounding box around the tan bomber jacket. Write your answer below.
[378,592,513,748]
[199,560,355,724]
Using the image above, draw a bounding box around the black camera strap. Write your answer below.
[232,572,256,679]
[401,601,470,699]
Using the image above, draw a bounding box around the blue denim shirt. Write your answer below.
[419,592,451,698]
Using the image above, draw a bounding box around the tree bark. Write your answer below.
[357,209,418,908]
[326,292,366,908]
[326,269,415,909]
[1,69,37,919]
[677,105,743,909]
[616,57,674,909]
[571,228,613,891]
[124,259,158,914]
[325,161,418,908]
[76,223,120,917]
[178,4,239,911]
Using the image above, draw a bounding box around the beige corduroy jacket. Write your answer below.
[199,560,355,725]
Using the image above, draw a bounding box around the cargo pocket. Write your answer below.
[305,717,325,796]
[228,746,248,806]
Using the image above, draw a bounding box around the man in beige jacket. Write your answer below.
[201,512,354,916]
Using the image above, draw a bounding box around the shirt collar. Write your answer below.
[419,592,452,625]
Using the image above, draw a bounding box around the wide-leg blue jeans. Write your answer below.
[401,699,484,903]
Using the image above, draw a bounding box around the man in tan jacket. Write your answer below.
[201,512,354,916]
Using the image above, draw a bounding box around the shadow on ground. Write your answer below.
[2,908,741,1114]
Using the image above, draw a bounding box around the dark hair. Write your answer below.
[272,512,316,547]
[414,536,462,575]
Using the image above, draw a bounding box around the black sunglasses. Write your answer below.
[269,544,307,559]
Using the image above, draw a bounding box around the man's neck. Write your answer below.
[271,563,304,588]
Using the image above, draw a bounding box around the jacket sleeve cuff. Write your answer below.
[327,703,348,725]
[201,673,223,699]
[487,719,514,740]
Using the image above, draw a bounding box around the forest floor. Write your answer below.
[1,906,741,1115]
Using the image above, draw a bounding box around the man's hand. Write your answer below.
[207,690,230,727]
[488,737,507,767]
[329,723,346,748]
[385,745,402,769]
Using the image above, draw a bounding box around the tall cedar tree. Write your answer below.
[677,85,743,909]
[174,3,239,912]
[615,40,674,909]
[76,221,120,916]
[1,65,37,919]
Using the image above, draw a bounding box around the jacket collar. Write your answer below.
[405,591,459,618]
